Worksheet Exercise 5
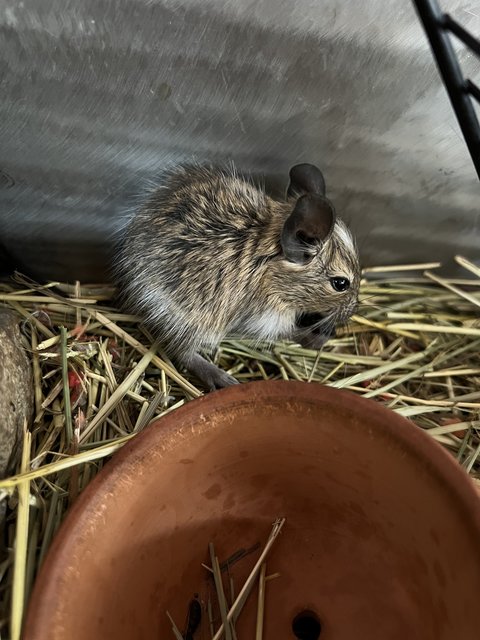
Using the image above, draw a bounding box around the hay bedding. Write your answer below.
[1,256,480,636]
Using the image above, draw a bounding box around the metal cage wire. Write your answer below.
[413,0,480,180]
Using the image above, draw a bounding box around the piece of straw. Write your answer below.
[212,518,285,640]
[255,563,267,640]
[424,270,480,310]
[362,262,442,273]
[10,424,31,640]
[60,327,73,444]
[210,543,234,640]
[166,611,184,640]
[79,347,157,442]
[87,309,202,398]
[0,435,134,490]
[455,255,480,278]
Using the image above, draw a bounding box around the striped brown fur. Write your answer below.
[115,163,360,389]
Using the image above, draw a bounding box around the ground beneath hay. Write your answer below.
[1,257,480,636]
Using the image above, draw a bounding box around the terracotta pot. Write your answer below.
[24,381,480,640]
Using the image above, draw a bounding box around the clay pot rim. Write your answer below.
[24,380,480,634]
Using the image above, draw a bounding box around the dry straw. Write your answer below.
[0,256,479,635]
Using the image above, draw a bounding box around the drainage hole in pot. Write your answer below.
[292,610,322,639]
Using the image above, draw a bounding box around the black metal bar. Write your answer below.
[466,79,480,105]
[412,0,480,179]
[443,14,480,58]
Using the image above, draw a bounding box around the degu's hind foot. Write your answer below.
[183,353,239,391]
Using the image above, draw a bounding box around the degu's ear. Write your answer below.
[287,163,326,198]
[281,194,336,265]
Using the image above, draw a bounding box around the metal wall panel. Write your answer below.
[1,0,479,281]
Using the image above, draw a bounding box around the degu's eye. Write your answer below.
[330,277,350,292]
